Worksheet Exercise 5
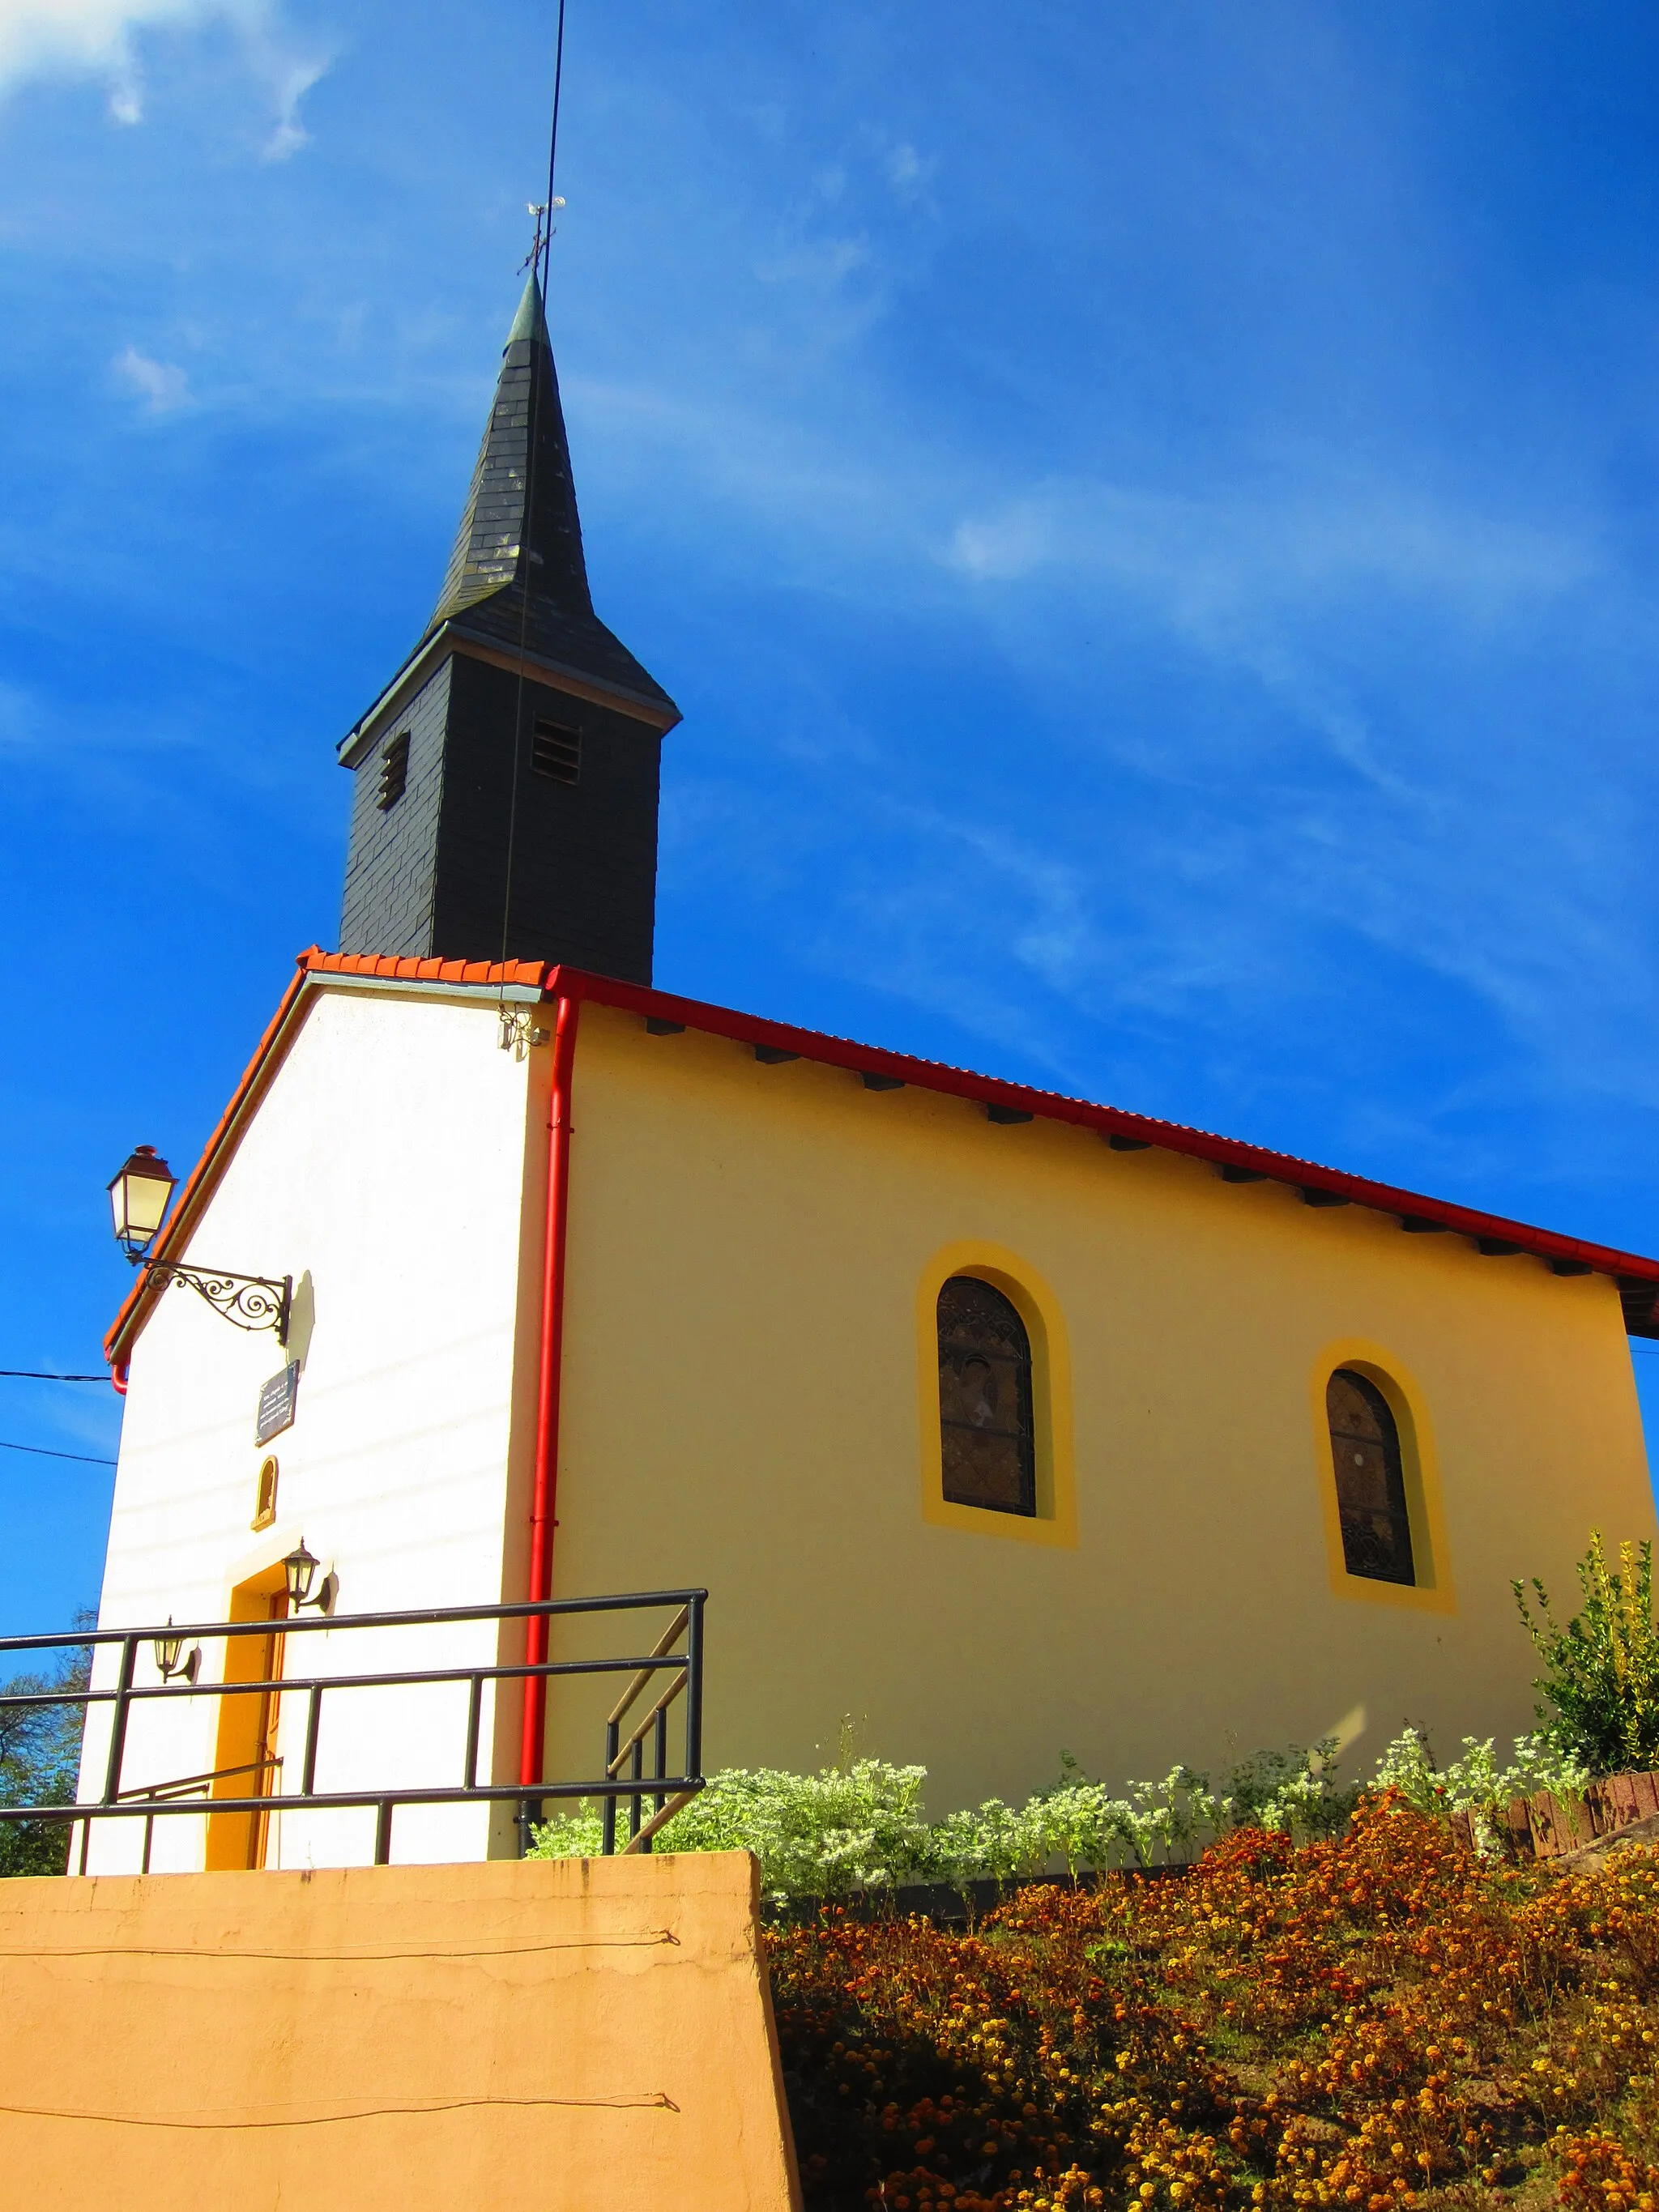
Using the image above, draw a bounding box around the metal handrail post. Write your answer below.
[301,1681,324,1795]
[684,1595,704,1782]
[100,1636,138,1805]
[602,1718,619,1856]
[463,1675,484,1789]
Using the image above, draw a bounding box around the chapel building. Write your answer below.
[79,274,1659,1873]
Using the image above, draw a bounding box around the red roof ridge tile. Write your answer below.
[299,948,549,990]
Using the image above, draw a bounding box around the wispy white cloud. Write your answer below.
[646,424,1652,1123]
[0,0,203,108]
[574,352,1594,645]
[0,0,326,154]
[258,39,323,159]
[660,767,1107,1082]
[719,416,1589,812]
[885,141,934,197]
[945,471,1594,622]
[0,676,40,752]
[937,471,1605,814]
[574,359,1597,801]
[868,805,1100,1004]
[113,341,193,411]
[754,236,870,289]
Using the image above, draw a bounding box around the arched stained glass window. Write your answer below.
[1327,1368,1415,1585]
[937,1276,1036,1517]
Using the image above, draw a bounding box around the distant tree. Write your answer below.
[1,1611,93,1877]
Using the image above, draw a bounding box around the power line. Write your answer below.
[0,1369,106,1383]
[539,0,566,303]
[0,1438,116,1466]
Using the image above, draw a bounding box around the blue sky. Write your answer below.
[4,0,1659,1635]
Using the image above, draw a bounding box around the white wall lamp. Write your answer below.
[282,1543,336,1614]
[106,1145,292,1343]
[151,1619,200,1684]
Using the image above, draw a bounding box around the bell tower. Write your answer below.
[336,272,678,982]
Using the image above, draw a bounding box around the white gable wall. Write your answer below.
[79,983,542,1872]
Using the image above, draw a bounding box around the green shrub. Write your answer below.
[527,1711,1625,1901]
[530,1734,1376,1900]
[1222,1737,1358,1839]
[529,1755,932,1902]
[1514,1531,1659,1775]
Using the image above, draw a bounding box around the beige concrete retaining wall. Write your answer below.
[0,1850,801,2212]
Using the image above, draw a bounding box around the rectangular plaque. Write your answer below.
[255,1362,301,1447]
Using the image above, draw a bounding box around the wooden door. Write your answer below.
[206,1578,288,1870]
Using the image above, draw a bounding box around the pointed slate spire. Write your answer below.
[337,267,678,983]
[426,272,673,718]
[431,272,586,621]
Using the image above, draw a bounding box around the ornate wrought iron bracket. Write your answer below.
[141,1261,292,1343]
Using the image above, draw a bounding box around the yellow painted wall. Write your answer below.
[0,1852,800,2212]
[545,1005,1657,1811]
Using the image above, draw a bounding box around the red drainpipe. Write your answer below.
[519,990,581,1788]
[111,1362,129,1397]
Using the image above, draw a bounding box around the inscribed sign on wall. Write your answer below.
[255,1362,301,1447]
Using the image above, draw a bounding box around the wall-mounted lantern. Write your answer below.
[106,1144,292,1343]
[109,1145,176,1259]
[283,1542,335,1614]
[152,1617,199,1684]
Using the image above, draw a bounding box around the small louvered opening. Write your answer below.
[532,718,581,786]
[377,731,411,811]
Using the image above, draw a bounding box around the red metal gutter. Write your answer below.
[518,990,581,1791]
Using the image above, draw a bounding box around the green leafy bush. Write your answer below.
[530,1755,931,1901]
[529,1733,1387,1901]
[1222,1737,1357,1839]
[1515,1531,1659,1775]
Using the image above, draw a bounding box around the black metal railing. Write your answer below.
[113,1754,282,1875]
[0,1588,706,1869]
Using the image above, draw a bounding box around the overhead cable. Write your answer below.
[0,1438,117,1466]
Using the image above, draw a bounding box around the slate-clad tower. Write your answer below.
[337,274,678,980]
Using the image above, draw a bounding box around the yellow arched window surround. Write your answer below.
[1307,1340,1456,1613]
[915,1241,1077,1548]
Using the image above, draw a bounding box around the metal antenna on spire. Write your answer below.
[496,0,569,1012]
[539,0,567,298]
